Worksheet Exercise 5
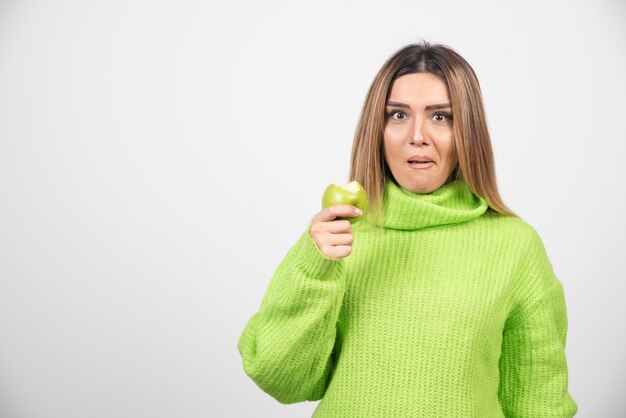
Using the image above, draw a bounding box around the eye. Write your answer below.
[432,112,453,122]
[387,110,407,120]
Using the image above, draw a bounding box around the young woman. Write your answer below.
[238,41,578,417]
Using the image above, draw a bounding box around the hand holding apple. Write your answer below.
[321,181,368,224]
[309,181,368,260]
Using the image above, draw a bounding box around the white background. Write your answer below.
[0,0,625,417]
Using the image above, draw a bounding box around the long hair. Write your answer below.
[348,41,517,227]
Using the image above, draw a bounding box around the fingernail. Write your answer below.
[355,208,363,215]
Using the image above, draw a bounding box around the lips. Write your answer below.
[407,155,434,163]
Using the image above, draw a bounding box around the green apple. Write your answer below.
[321,180,368,224]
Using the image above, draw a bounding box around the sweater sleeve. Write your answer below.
[498,227,578,417]
[237,225,346,404]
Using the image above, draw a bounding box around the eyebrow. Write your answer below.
[385,101,452,110]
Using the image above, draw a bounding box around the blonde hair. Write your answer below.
[348,41,517,226]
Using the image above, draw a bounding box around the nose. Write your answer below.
[409,116,428,145]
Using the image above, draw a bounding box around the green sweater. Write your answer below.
[238,178,578,417]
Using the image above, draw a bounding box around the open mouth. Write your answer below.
[408,161,435,168]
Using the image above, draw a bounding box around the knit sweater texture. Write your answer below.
[238,178,578,417]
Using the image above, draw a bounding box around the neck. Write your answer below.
[366,177,489,230]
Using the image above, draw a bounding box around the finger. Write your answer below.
[317,233,353,252]
[326,245,352,259]
[327,232,354,246]
[315,205,362,222]
[322,219,352,233]
[310,218,351,237]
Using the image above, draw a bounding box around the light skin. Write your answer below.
[383,72,458,194]
[309,206,356,260]
[310,72,459,259]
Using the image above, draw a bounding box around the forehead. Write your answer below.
[387,73,450,104]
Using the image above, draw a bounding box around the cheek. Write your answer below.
[383,127,405,152]
[383,124,407,142]
[382,137,400,165]
[433,129,454,157]
[443,141,457,165]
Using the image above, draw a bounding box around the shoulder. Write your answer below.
[473,211,552,269]
[481,212,557,283]
[477,213,563,317]
[479,210,544,245]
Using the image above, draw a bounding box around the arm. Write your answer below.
[237,226,345,404]
[498,228,578,417]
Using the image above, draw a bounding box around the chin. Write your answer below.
[402,170,457,193]
[390,170,449,194]
[406,182,438,194]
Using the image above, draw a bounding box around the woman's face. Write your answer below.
[383,72,458,194]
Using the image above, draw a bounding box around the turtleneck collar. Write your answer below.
[367,177,489,230]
